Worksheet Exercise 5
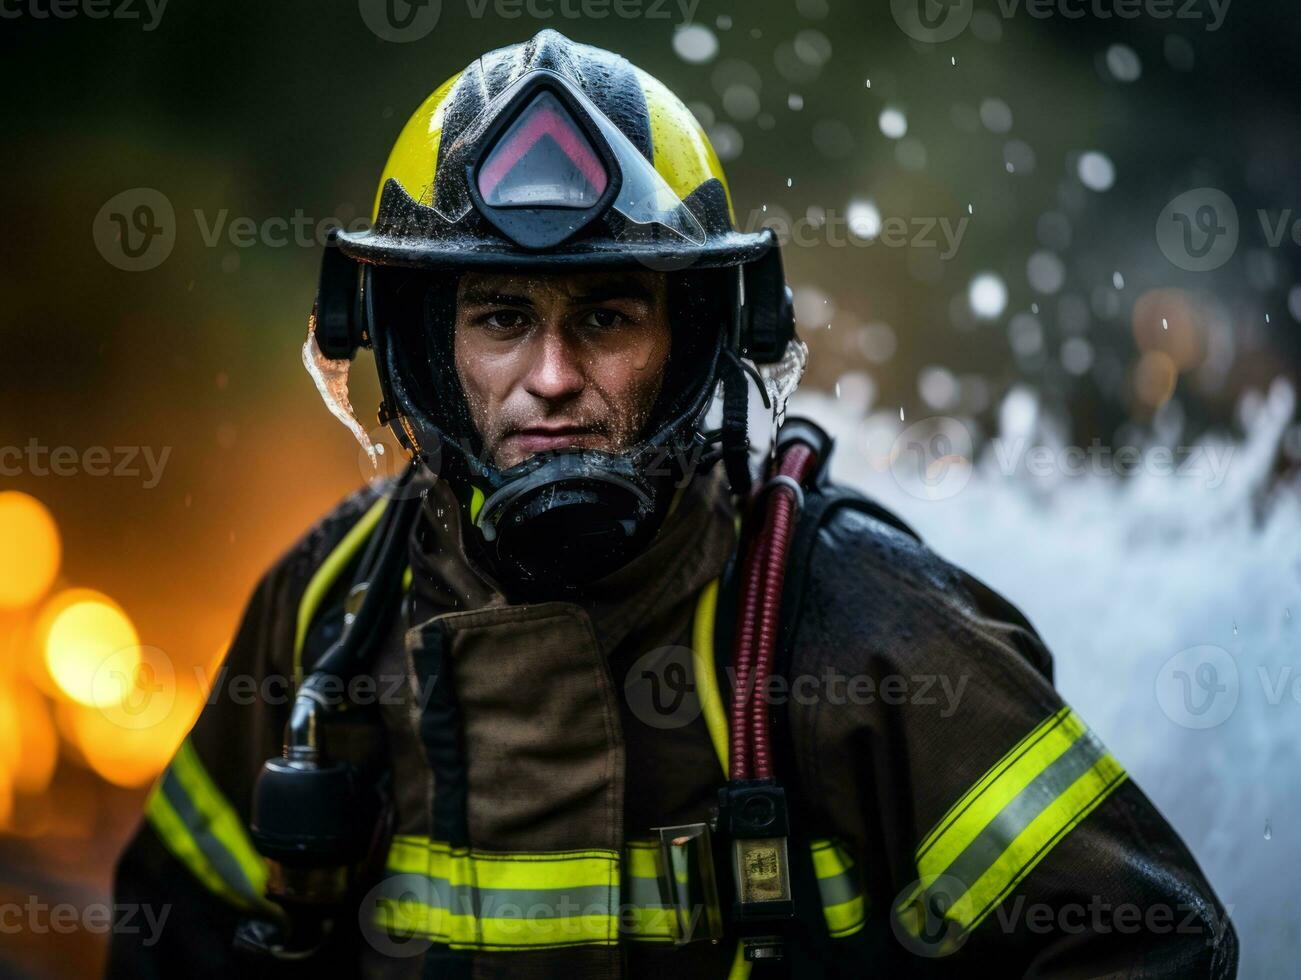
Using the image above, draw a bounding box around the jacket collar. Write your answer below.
[407,464,740,652]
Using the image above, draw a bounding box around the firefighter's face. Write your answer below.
[453,268,671,470]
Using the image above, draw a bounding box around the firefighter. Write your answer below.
[109,30,1237,980]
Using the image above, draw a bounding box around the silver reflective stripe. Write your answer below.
[624,871,665,910]
[815,865,861,909]
[158,768,263,907]
[940,728,1109,896]
[375,873,616,918]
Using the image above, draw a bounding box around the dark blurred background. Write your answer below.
[1,1,1298,975]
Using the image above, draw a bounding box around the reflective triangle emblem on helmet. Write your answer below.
[477,90,609,209]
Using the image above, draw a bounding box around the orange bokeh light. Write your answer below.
[58,680,202,788]
[42,592,141,707]
[0,680,58,797]
[1132,350,1180,410]
[1131,288,1206,373]
[0,770,12,828]
[0,492,61,610]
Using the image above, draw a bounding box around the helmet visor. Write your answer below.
[434,69,708,248]
[476,90,610,208]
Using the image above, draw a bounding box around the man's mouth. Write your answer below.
[502,425,605,453]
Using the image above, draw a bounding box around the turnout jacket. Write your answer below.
[109,459,1237,979]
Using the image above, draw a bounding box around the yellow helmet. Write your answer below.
[336,28,773,270]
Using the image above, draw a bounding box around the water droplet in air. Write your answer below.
[1162,318,1169,330]
[1232,620,1238,636]
[865,78,871,88]
[900,406,905,421]
[1031,303,1040,314]
[1113,271,1125,289]
[1264,819,1272,840]
[835,382,841,398]
[968,203,973,215]
[1265,313,1271,323]
[786,177,793,188]
[951,57,957,66]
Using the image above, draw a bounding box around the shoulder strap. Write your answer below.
[774,485,920,682]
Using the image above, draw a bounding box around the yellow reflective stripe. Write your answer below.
[469,485,485,524]
[375,70,464,217]
[915,706,1082,875]
[376,896,619,951]
[691,577,729,777]
[915,704,1071,860]
[402,564,413,592]
[624,905,676,942]
[145,738,274,914]
[809,838,849,879]
[471,850,616,892]
[810,838,867,937]
[622,840,674,941]
[902,708,1127,938]
[384,835,428,873]
[947,753,1125,933]
[388,835,616,890]
[144,783,238,903]
[293,495,389,686]
[377,835,620,949]
[635,67,735,223]
[822,893,866,938]
[172,741,267,893]
[729,938,752,980]
[624,839,660,881]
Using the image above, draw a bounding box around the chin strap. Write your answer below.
[720,353,754,498]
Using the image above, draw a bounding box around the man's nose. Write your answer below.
[522,326,586,403]
[520,325,588,400]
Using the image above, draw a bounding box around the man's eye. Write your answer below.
[484,311,528,331]
[582,309,625,329]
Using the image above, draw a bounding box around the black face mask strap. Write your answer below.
[721,353,753,498]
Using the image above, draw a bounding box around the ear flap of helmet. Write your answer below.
[741,244,795,364]
[314,229,366,361]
